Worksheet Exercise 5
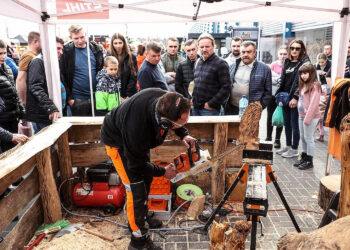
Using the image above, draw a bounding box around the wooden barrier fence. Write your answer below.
[0,116,241,249]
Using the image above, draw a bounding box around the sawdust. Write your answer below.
[32,208,130,250]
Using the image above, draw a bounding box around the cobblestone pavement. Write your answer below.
[150,110,341,250]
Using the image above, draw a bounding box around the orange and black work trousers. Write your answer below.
[106,146,153,238]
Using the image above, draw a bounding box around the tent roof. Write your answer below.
[0,0,347,24]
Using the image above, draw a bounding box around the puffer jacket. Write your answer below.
[0,64,25,123]
[26,55,59,123]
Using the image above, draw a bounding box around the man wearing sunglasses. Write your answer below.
[101,88,195,250]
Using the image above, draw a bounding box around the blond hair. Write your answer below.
[68,25,83,35]
[104,56,118,67]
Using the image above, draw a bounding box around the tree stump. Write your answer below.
[318,175,340,211]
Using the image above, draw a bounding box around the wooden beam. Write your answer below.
[0,168,39,232]
[338,114,350,218]
[151,141,213,163]
[35,147,62,224]
[212,123,228,202]
[57,132,74,207]
[68,124,101,143]
[70,143,109,167]
[0,196,43,250]
[0,157,35,195]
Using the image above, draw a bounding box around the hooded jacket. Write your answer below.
[95,69,121,112]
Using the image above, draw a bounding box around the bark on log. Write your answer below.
[36,147,62,224]
[212,123,228,203]
[277,215,350,250]
[318,175,340,211]
[338,114,350,218]
[57,131,73,207]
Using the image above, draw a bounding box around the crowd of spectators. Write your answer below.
[1,24,349,167]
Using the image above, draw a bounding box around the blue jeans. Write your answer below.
[191,107,220,116]
[32,122,51,134]
[282,106,299,150]
[299,117,319,156]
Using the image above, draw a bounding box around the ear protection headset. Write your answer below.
[156,94,182,130]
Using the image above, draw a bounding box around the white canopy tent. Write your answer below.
[1,1,349,168]
[1,0,349,115]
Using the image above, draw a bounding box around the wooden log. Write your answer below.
[175,172,211,194]
[212,123,228,203]
[318,175,340,211]
[338,114,350,218]
[0,156,35,196]
[277,215,350,250]
[51,150,59,175]
[36,147,62,224]
[70,143,109,167]
[57,132,74,207]
[225,144,243,167]
[0,196,43,250]
[187,195,205,219]
[225,169,247,202]
[151,141,213,163]
[209,221,230,250]
[0,168,39,232]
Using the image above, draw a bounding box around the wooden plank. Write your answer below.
[70,143,109,167]
[57,132,74,207]
[0,168,39,232]
[0,157,35,196]
[151,141,213,163]
[338,114,350,218]
[228,123,240,140]
[212,123,228,203]
[36,147,62,224]
[0,121,71,179]
[68,125,101,143]
[0,196,43,250]
[166,123,214,140]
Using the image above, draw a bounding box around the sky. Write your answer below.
[0,15,191,42]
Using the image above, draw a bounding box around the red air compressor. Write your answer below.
[73,163,126,211]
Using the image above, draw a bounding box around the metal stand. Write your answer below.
[203,163,301,250]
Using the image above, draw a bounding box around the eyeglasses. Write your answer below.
[290,47,301,51]
[279,53,287,55]
[164,112,190,129]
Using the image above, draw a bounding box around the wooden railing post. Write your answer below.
[57,131,73,207]
[212,123,228,203]
[36,147,62,224]
[338,114,350,218]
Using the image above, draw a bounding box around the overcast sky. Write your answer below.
[0,15,190,42]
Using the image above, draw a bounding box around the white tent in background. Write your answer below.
[0,0,349,168]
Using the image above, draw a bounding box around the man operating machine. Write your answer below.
[101,88,196,250]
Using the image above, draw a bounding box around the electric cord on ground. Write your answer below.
[59,178,205,233]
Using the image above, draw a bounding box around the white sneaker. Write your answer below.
[276,147,289,155]
[281,149,298,158]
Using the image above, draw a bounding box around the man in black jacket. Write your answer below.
[101,88,195,250]
[26,37,63,133]
[192,33,231,116]
[60,25,103,116]
[175,39,199,98]
[0,39,26,152]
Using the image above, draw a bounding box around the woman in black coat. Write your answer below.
[108,33,138,100]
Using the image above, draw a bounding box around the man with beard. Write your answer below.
[225,40,272,115]
[225,37,243,67]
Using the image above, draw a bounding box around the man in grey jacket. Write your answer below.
[225,41,272,115]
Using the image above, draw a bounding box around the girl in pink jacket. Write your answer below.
[295,62,321,170]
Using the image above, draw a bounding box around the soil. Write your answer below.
[31,208,130,250]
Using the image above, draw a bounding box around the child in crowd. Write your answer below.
[295,62,321,170]
[314,53,331,142]
[95,56,122,116]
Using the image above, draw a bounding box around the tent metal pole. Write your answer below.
[86,28,95,117]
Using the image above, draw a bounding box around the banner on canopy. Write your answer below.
[56,0,109,19]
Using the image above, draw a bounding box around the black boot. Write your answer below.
[293,152,307,167]
[273,140,281,149]
[128,234,163,250]
[147,214,162,229]
[298,155,313,170]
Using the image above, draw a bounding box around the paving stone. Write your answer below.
[188,242,210,249]
[164,242,176,250]
[176,242,188,250]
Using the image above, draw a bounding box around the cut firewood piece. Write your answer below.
[318,175,340,211]
[187,195,205,219]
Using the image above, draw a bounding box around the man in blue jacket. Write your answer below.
[225,41,272,115]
